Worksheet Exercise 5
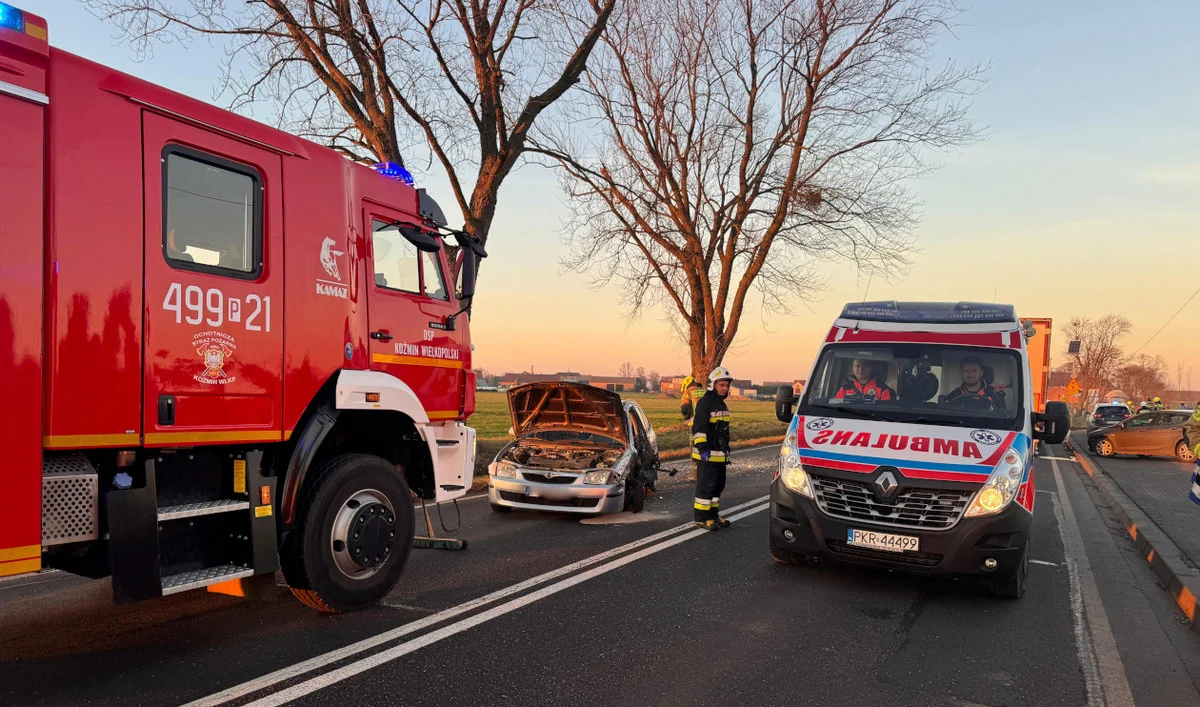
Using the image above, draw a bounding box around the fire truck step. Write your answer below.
[161,565,255,596]
[157,500,250,522]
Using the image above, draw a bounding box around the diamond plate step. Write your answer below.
[161,565,254,596]
[157,499,249,521]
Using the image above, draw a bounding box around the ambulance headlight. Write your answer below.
[779,428,813,498]
[966,447,1025,517]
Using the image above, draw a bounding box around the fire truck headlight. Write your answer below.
[966,446,1026,517]
[494,461,519,479]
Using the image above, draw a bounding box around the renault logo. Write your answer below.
[874,469,900,500]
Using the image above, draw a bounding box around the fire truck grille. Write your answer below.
[42,455,99,546]
[810,474,972,530]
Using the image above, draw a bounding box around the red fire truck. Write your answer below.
[0,4,483,612]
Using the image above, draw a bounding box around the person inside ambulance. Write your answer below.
[945,355,1005,411]
[834,358,895,402]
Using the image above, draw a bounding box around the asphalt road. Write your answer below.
[2,444,1199,706]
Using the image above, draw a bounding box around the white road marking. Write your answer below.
[244,501,772,707]
[1051,458,1135,707]
[187,495,769,707]
[1030,559,1058,567]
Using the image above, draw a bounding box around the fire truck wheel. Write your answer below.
[289,454,416,613]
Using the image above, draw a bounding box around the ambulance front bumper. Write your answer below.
[769,477,1031,580]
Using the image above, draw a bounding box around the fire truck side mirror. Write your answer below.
[458,248,478,300]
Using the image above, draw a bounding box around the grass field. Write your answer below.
[469,391,787,476]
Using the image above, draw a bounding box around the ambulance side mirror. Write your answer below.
[775,385,797,423]
[1034,401,1071,444]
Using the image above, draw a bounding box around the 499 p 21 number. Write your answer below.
[162,283,271,332]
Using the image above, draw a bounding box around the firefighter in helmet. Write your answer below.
[679,375,703,424]
[692,366,734,530]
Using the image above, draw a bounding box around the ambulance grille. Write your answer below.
[42,455,99,546]
[810,474,972,530]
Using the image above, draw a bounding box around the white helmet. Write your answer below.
[708,366,734,389]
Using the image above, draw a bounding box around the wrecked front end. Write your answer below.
[488,432,633,514]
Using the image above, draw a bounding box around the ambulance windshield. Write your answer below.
[799,344,1024,431]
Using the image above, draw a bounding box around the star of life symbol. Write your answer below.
[320,237,345,281]
[970,429,1002,446]
[193,331,237,385]
[806,417,834,431]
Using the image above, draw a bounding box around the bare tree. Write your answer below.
[1175,360,1193,392]
[1114,354,1168,404]
[87,0,616,249]
[619,361,635,378]
[1064,315,1132,408]
[647,370,662,391]
[533,0,982,377]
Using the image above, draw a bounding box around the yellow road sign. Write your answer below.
[1066,379,1081,397]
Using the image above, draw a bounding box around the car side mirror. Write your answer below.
[775,385,797,423]
[1034,401,1070,444]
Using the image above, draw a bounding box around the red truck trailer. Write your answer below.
[0,4,483,612]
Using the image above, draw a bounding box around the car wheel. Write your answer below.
[1096,438,1115,457]
[625,479,646,513]
[770,535,803,565]
[991,543,1028,599]
[286,454,415,613]
[1177,441,1196,463]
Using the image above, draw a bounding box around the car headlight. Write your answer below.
[494,461,519,479]
[584,470,619,485]
[965,446,1025,517]
[778,427,813,498]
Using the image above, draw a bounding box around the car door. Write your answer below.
[1115,413,1154,453]
[1147,413,1186,456]
[362,205,464,420]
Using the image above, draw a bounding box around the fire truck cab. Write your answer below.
[0,5,481,611]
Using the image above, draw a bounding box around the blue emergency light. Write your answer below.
[840,301,1017,324]
[371,161,414,186]
[0,2,25,33]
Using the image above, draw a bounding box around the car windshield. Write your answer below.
[1096,406,1127,415]
[798,343,1024,431]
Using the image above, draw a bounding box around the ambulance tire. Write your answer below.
[990,543,1029,599]
[288,454,415,613]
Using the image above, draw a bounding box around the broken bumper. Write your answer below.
[488,475,625,514]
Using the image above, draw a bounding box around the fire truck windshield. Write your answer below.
[799,343,1024,431]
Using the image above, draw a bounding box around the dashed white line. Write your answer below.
[244,500,772,707]
[187,495,769,707]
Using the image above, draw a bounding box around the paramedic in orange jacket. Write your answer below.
[834,359,895,401]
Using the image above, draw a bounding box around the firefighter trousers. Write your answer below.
[693,460,727,522]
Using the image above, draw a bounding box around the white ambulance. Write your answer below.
[771,302,1069,598]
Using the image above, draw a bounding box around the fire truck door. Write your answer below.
[142,114,284,446]
[362,205,464,421]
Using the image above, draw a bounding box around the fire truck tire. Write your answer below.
[289,454,416,613]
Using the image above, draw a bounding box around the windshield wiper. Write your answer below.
[805,403,892,422]
[908,416,969,428]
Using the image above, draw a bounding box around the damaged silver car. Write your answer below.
[488,382,660,515]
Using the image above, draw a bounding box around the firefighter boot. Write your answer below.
[694,519,721,532]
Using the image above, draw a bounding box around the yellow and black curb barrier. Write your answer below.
[1070,434,1200,630]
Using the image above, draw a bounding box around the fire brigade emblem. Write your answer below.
[970,429,1002,446]
[806,417,834,431]
[193,331,238,385]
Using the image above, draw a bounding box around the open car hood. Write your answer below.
[507,382,627,446]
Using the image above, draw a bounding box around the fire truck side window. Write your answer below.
[163,149,262,277]
[421,250,449,301]
[372,220,421,294]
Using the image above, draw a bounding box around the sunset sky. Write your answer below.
[33,0,1200,384]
